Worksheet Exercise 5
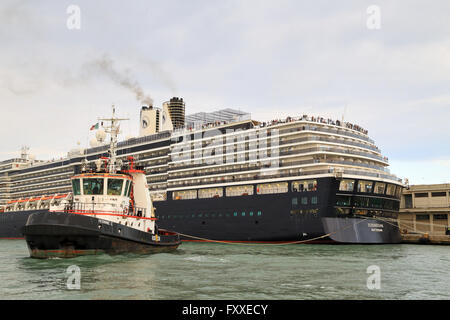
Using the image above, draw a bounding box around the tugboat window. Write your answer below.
[123,180,130,196]
[107,179,124,196]
[72,179,81,196]
[83,178,104,195]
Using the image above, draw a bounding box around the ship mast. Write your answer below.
[99,105,129,174]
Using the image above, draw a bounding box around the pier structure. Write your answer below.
[399,184,450,244]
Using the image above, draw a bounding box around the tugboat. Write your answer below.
[21,107,181,258]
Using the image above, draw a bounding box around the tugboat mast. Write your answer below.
[99,105,129,174]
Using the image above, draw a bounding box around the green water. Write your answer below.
[0,240,448,300]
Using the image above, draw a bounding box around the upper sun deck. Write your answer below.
[256,115,373,144]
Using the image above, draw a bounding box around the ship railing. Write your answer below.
[167,151,387,178]
[167,167,402,188]
[260,116,374,144]
[0,158,28,165]
[278,147,385,162]
[85,131,171,155]
[279,135,379,152]
[64,202,149,218]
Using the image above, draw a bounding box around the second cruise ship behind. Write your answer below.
[1,97,404,243]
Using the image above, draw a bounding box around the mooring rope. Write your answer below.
[176,217,371,246]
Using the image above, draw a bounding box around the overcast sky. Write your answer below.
[1,0,449,185]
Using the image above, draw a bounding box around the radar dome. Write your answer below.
[96,129,106,143]
[89,138,99,147]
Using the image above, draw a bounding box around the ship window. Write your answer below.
[107,179,124,196]
[72,179,81,196]
[336,195,351,206]
[338,179,355,192]
[173,190,197,200]
[357,180,373,193]
[354,196,369,208]
[226,185,253,197]
[386,184,396,196]
[83,178,104,195]
[369,197,383,209]
[292,180,318,192]
[395,186,402,198]
[198,187,223,199]
[374,182,386,194]
[257,182,288,195]
[127,182,133,197]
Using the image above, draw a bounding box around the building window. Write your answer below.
[301,197,308,205]
[339,179,355,192]
[311,196,318,205]
[292,197,298,206]
[433,214,448,220]
[257,211,262,216]
[431,192,447,197]
[416,214,430,220]
[414,193,428,198]
[404,194,412,208]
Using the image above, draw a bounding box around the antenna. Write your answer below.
[20,146,30,160]
[342,105,347,123]
[98,105,129,173]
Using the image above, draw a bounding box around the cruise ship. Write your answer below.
[0,97,404,243]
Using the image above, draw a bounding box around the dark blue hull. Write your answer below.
[154,177,402,243]
[0,210,43,238]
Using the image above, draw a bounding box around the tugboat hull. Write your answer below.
[22,211,181,259]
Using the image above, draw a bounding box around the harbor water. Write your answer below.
[0,240,448,300]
